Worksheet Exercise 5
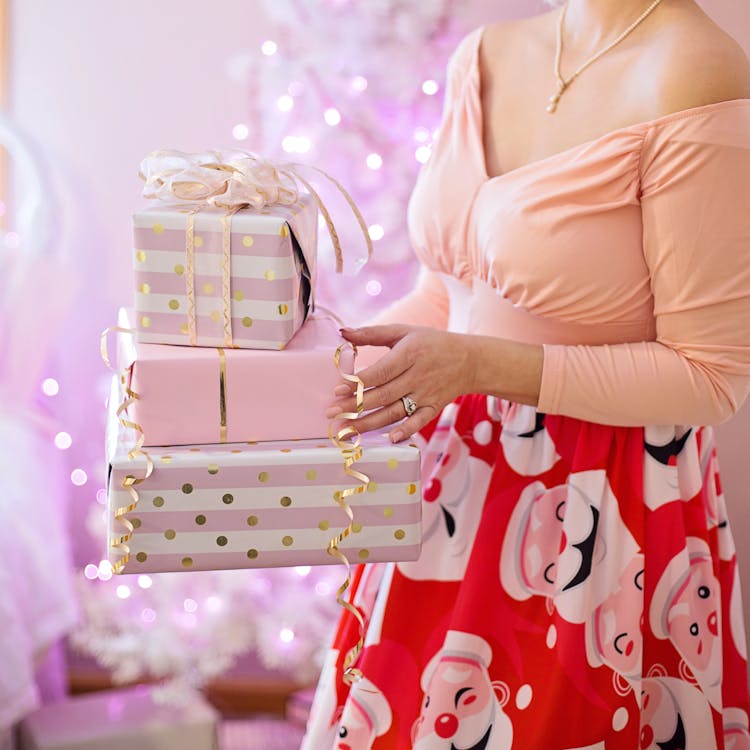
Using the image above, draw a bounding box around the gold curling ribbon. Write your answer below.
[218,347,227,443]
[185,208,199,346]
[327,341,369,685]
[220,207,240,347]
[277,165,373,275]
[100,326,153,574]
[182,206,240,348]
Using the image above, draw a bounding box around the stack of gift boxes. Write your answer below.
[105,187,422,575]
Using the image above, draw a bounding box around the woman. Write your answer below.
[305,0,750,747]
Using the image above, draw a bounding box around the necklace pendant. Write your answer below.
[546,80,566,114]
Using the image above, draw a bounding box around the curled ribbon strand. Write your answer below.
[101,327,153,574]
[327,342,369,685]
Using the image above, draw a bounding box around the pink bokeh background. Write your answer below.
[5,0,750,661]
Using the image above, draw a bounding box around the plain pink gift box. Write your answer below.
[17,686,219,750]
[115,307,355,447]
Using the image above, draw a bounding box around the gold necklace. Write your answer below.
[547,0,664,113]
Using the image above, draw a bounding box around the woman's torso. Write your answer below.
[406,11,750,346]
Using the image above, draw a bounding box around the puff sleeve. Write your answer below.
[537,103,750,426]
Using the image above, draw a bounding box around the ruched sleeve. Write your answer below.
[537,104,750,426]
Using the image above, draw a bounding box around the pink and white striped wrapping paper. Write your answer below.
[106,386,422,574]
[132,195,317,349]
[116,309,355,446]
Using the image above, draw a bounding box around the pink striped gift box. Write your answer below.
[106,382,422,574]
[132,195,317,349]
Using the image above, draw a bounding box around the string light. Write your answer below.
[184,598,198,613]
[366,279,383,296]
[97,560,113,581]
[281,135,311,154]
[261,40,278,56]
[54,431,72,450]
[277,95,294,112]
[71,468,88,486]
[96,489,107,505]
[84,564,99,580]
[141,608,156,623]
[315,581,331,596]
[422,79,439,95]
[366,153,383,170]
[232,123,249,141]
[279,627,295,643]
[415,145,432,164]
[41,378,59,396]
[324,108,341,126]
[116,585,131,600]
[368,224,384,241]
[351,75,368,92]
[137,575,152,589]
[294,566,312,577]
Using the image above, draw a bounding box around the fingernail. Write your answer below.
[326,406,342,419]
[390,430,403,443]
[333,384,350,396]
[339,326,356,333]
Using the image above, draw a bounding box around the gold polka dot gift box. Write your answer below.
[105,379,422,574]
[132,196,316,350]
[114,307,354,446]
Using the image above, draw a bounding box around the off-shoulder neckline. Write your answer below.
[472,25,750,184]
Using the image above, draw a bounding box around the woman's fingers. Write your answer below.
[340,324,412,348]
[327,371,417,418]
[334,398,414,436]
[388,405,438,443]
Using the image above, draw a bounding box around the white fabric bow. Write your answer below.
[139,149,300,209]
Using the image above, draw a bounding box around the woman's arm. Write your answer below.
[330,104,750,439]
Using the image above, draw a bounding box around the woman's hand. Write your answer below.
[326,324,478,442]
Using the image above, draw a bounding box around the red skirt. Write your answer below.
[302,394,750,749]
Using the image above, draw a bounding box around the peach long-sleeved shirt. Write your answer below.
[378,27,750,427]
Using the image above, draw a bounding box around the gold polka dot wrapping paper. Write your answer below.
[132,198,316,350]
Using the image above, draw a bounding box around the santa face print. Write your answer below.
[400,411,491,582]
[337,698,377,750]
[414,632,513,750]
[336,677,392,750]
[668,557,720,677]
[587,553,644,679]
[643,425,700,510]
[514,481,600,599]
[517,483,596,597]
[724,708,750,750]
[639,676,717,750]
[493,401,560,476]
[500,470,640,623]
[650,538,722,705]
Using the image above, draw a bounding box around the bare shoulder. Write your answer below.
[478,10,553,82]
[655,4,750,112]
[479,10,553,55]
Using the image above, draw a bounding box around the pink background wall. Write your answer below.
[7,0,750,652]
